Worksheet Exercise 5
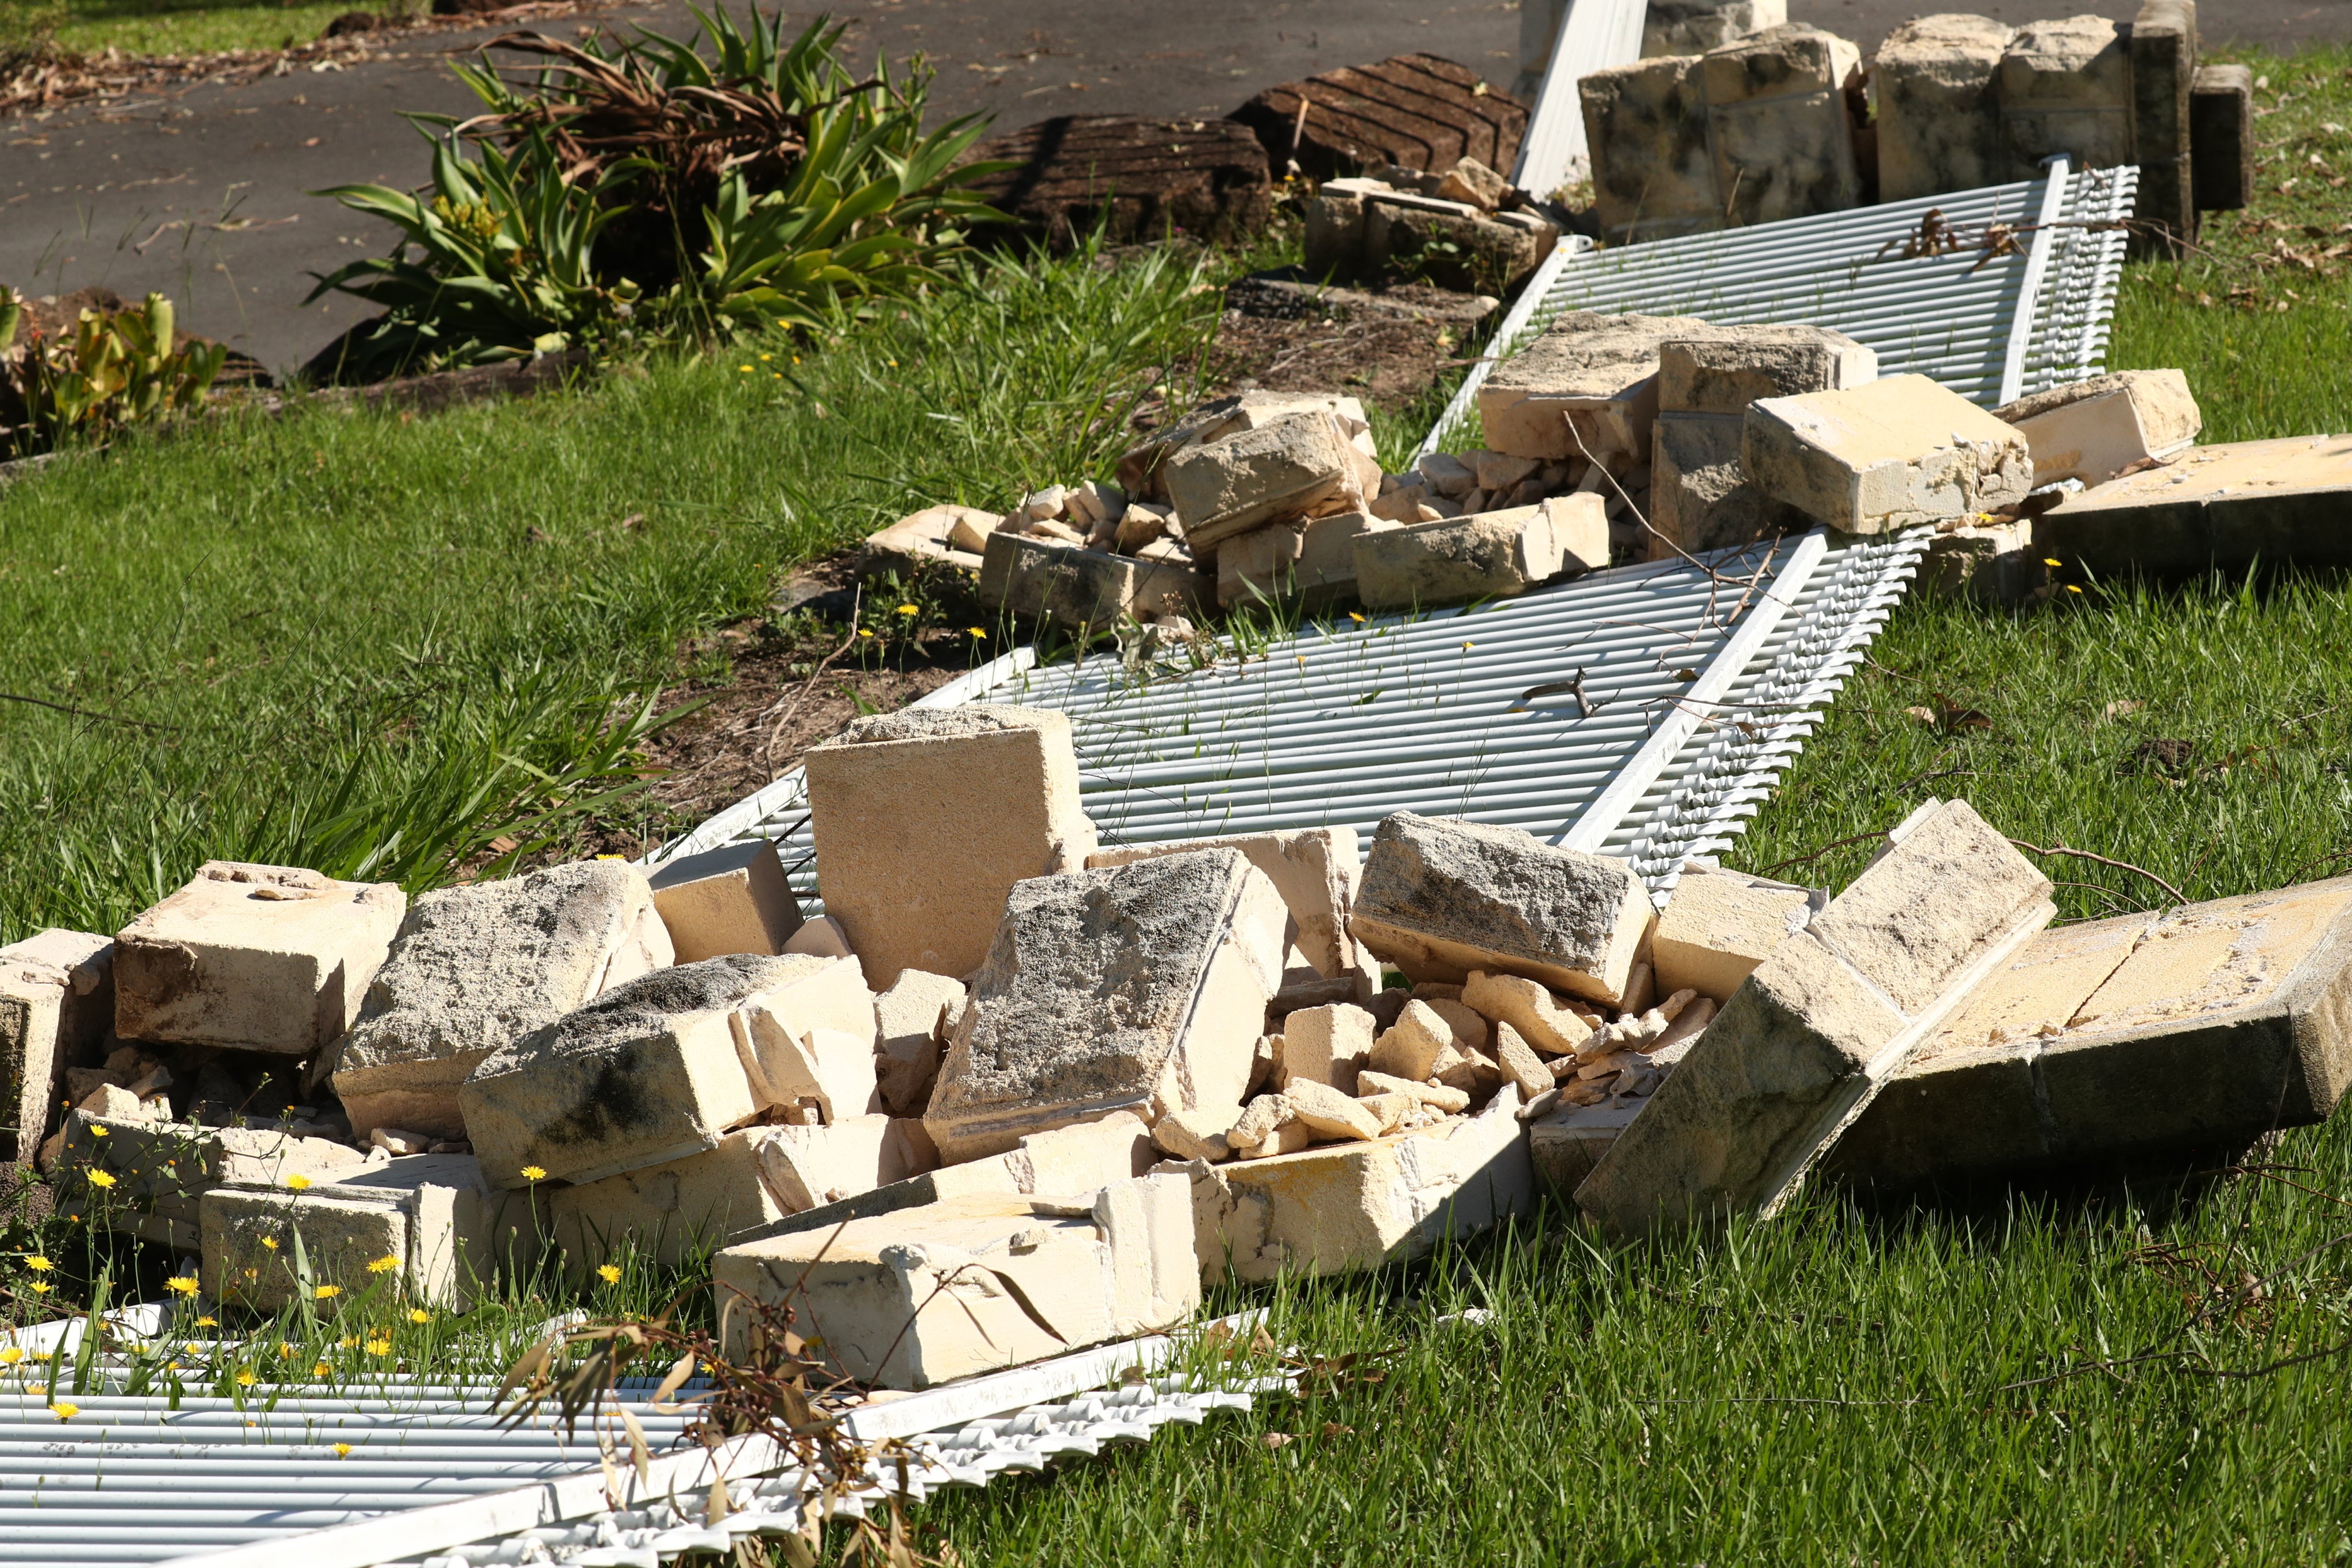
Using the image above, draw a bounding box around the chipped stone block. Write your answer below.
[647,840,804,964]
[202,1152,500,1312]
[2191,64,2251,211]
[1920,518,2044,604]
[1744,373,2033,533]
[1215,511,1398,609]
[714,1175,1199,1388]
[1581,56,1721,244]
[1834,876,2352,1190]
[1435,156,1513,210]
[546,1130,789,1276]
[1461,971,1594,1056]
[1649,412,1809,559]
[2036,434,2352,576]
[1153,1105,1241,1163]
[1283,1079,1382,1141]
[459,954,821,1189]
[750,1114,936,1217]
[978,530,1211,631]
[1872,14,2011,202]
[860,504,994,578]
[1699,25,1864,227]
[332,861,671,1144]
[1,929,111,1164]
[1658,325,1876,415]
[1478,312,1716,464]
[59,1111,366,1250]
[1351,498,1595,609]
[1644,0,1786,57]
[1279,1004,1376,1092]
[1179,1087,1529,1281]
[924,849,1287,1163]
[2129,0,2198,252]
[1088,826,1373,995]
[874,970,963,1117]
[1118,392,1372,505]
[804,705,1099,991]
[1492,1022,1551,1099]
[1164,410,1369,549]
[1577,799,2055,1235]
[724,956,878,1124]
[1351,811,1657,1009]
[785,916,855,960]
[1653,863,1815,1002]
[1362,199,1549,294]
[1994,369,2202,489]
[115,862,406,1055]
[1529,1100,1643,1191]
[1998,16,2133,177]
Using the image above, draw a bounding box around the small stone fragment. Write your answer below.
[1283,1078,1384,1142]
[872,969,964,1117]
[647,839,805,963]
[1461,970,1594,1056]
[1153,1105,1241,1163]
[1994,369,2202,489]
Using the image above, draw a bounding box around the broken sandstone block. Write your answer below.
[1164,410,1369,548]
[459,954,821,1189]
[2036,434,2352,576]
[1743,373,2033,533]
[1643,0,1787,57]
[1284,1078,1383,1142]
[546,1129,788,1276]
[1581,56,1719,244]
[978,530,1211,631]
[1697,25,1864,227]
[647,839,805,964]
[1649,413,1809,559]
[1576,798,2054,1235]
[116,862,406,1055]
[332,860,672,1142]
[1215,511,1397,609]
[873,968,964,1117]
[715,1175,1199,1389]
[1352,496,1604,609]
[1,929,112,1164]
[1351,811,1657,1009]
[1993,368,2202,489]
[1279,1003,1376,1092]
[1658,326,1876,416]
[1832,876,2352,1190]
[1872,13,2012,202]
[1529,1100,1643,1192]
[859,503,995,577]
[1176,1086,1529,1282]
[1477,312,1716,464]
[804,705,1098,991]
[923,849,1286,1163]
[1461,970,1594,1056]
[202,1152,501,1312]
[59,1111,365,1250]
[1652,863,1815,1002]
[1998,16,2133,178]
[1087,825,1373,994]
[1153,1105,1242,1163]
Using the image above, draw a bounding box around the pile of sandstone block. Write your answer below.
[1577,2,2241,254]
[1302,157,1562,295]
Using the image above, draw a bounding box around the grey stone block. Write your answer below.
[977,530,1211,631]
[1698,25,1864,227]
[1580,55,1721,244]
[2191,64,2251,211]
[1872,14,2011,202]
[1998,16,2133,177]
[1,930,111,1164]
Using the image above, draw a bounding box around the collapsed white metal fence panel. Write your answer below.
[650,528,1930,897]
[1420,160,2139,456]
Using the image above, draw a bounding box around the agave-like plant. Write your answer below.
[0,287,225,457]
[304,5,1003,379]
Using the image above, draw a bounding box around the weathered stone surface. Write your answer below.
[978,531,1212,631]
[1351,811,1658,1008]
[1215,511,1398,609]
[1153,1104,1241,1163]
[1352,501,1586,608]
[1,929,111,1164]
[1357,1071,1471,1111]
[923,849,1287,1163]
[1652,863,1814,1002]
[57,1111,365,1250]
[647,839,804,964]
[2129,0,2198,253]
[1118,392,1377,506]
[1164,410,1368,548]
[724,955,877,1123]
[333,861,670,1141]
[459,954,816,1189]
[804,704,1099,991]
[546,1130,786,1276]
[116,862,406,1055]
[1698,25,1864,227]
[1278,1004,1377,1092]
[1648,412,1810,559]
[956,115,1272,248]
[1918,516,2044,604]
[1833,876,2352,1189]
[751,1115,935,1216]
[1284,1077,1384,1141]
[1461,970,1595,1055]
[1581,56,1720,244]
[1994,368,2202,488]
[1478,312,1715,464]
[1529,1100,1643,1191]
[1088,826,1373,994]
[1229,54,1528,183]
[714,1175,1199,1388]
[1361,198,1550,294]
[859,503,992,578]
[202,1152,500,1311]
[874,969,963,1117]
[1644,0,1786,57]
[1492,1022,1553,1098]
[1998,16,2133,177]
[2036,434,2352,576]
[1873,14,2012,202]
[1175,1087,1528,1281]
[1744,373,2033,533]
[1575,799,2053,1234]
[2191,64,2252,211]
[1657,325,1876,415]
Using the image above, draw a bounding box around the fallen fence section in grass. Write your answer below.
[650,528,1929,903]
[1,1314,1276,1568]
[1422,157,2139,458]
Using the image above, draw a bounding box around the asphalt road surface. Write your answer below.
[6,0,2345,373]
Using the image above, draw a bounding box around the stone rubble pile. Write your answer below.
[1303,157,1562,295]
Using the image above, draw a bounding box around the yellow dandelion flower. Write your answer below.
[24,1256,51,1273]
[242,1268,258,1280]
[315,1284,341,1300]
[88,1126,107,1138]
[967,626,987,638]
[339,1337,358,1349]
[49,1402,77,1421]
[28,1281,50,1295]
[894,603,919,615]
[260,1237,279,1251]
[365,1337,391,1357]
[521,1167,547,1183]
[0,1348,22,1366]
[334,1442,353,1457]
[739,365,753,373]
[366,1254,400,1275]
[759,353,772,361]
[793,354,801,364]
[277,1343,296,1360]
[2042,557,2062,567]
[857,628,875,638]
[165,1276,199,1296]
[2066,584,2084,594]
[284,1174,311,1192]
[596,1264,621,1285]
[185,1342,203,1354]
[314,1360,332,1377]
[408,1309,430,1325]
[236,1369,256,1387]
[26,1382,46,1396]
[195,1316,217,1328]
[1461,641,1475,651]
[85,1169,115,1187]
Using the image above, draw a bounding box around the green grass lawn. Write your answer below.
[45,0,373,57]
[9,40,2352,1566]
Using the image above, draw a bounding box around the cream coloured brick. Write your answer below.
[1086,825,1373,992]
[804,705,1098,991]
[1284,1078,1382,1142]
[874,969,963,1117]
[1460,970,1594,1055]
[1477,312,1716,464]
[1277,1003,1376,1092]
[1164,410,1369,548]
[202,1152,500,1312]
[751,1114,933,1214]
[1352,501,1585,609]
[1153,1105,1241,1163]
[1743,374,2032,533]
[1999,16,2133,177]
[647,840,804,963]
[1994,369,2202,489]
[1,929,110,1164]
[1652,864,1814,1001]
